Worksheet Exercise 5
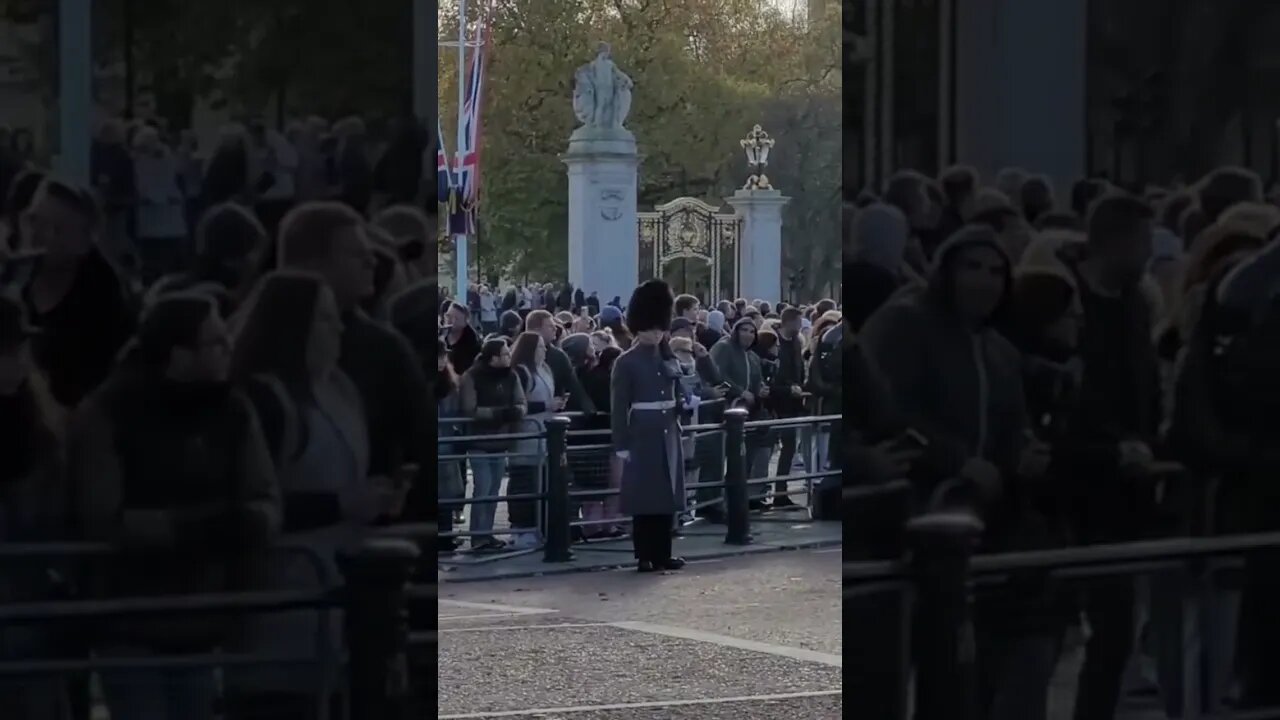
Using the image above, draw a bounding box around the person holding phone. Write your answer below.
[508,332,565,548]
[861,225,1059,720]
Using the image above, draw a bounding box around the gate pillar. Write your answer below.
[725,188,789,304]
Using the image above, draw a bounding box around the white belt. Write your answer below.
[631,400,677,411]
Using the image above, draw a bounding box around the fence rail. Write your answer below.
[438,409,841,563]
[0,533,433,717]
[844,478,1280,720]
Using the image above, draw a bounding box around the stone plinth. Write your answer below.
[563,129,639,304]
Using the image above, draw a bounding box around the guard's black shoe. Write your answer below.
[660,557,686,570]
[771,496,798,508]
[637,560,658,572]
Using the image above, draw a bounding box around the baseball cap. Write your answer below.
[669,317,694,334]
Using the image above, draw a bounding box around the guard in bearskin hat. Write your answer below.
[610,279,698,571]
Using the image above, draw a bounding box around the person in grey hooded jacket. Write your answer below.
[860,225,1059,717]
[861,224,1055,720]
[859,223,1036,511]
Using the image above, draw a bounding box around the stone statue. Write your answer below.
[572,42,633,131]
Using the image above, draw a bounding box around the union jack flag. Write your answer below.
[437,117,454,210]
[448,21,489,236]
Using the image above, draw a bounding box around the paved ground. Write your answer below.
[438,547,842,719]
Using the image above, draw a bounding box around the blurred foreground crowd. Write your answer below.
[849,165,1280,719]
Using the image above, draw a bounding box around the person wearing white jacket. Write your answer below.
[132,127,189,284]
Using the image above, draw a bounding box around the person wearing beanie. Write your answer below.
[699,310,726,350]
[560,332,592,369]
[597,304,632,349]
[611,279,693,572]
[498,309,523,341]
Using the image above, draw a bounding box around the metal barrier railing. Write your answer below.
[438,407,841,563]
[0,533,432,719]
[844,478,1280,720]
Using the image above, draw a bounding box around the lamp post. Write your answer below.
[739,124,775,190]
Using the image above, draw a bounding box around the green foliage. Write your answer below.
[443,0,841,296]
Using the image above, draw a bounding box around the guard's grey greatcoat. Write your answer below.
[610,341,689,516]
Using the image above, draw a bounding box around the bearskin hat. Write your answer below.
[625,279,674,333]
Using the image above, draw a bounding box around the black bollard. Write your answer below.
[542,416,574,562]
[909,511,983,720]
[845,479,915,719]
[339,537,421,720]
[723,408,751,545]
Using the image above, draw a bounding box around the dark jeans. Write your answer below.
[693,431,725,513]
[773,426,798,495]
[1073,577,1135,720]
[632,514,673,562]
[507,465,540,530]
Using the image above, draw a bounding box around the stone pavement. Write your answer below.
[438,549,842,718]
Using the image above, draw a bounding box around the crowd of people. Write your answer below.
[0,114,434,720]
[438,280,844,568]
[849,163,1280,718]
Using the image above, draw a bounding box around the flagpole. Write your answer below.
[453,0,469,298]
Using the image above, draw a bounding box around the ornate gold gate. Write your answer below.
[637,197,742,303]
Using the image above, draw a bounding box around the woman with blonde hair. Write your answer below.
[507,331,565,548]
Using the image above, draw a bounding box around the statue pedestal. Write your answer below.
[725,188,789,303]
[563,130,639,304]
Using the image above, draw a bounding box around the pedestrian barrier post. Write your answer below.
[723,408,751,545]
[543,416,574,562]
[339,537,420,720]
[845,479,915,719]
[909,512,983,720]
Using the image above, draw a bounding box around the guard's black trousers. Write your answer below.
[632,514,674,562]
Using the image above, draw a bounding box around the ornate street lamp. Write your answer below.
[740,124,775,190]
